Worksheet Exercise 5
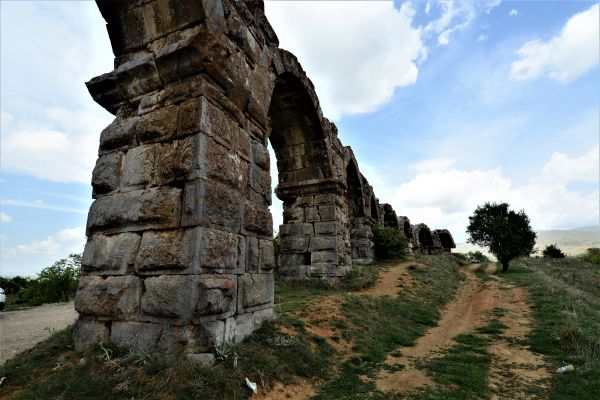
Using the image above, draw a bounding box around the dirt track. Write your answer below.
[0,301,77,365]
[376,263,550,397]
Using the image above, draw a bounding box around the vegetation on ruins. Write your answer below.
[1,254,81,309]
[466,202,536,272]
[372,224,408,260]
[542,244,566,259]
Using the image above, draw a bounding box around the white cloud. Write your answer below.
[265,1,425,119]
[409,157,458,172]
[0,212,12,222]
[0,199,88,214]
[542,146,599,183]
[392,148,600,242]
[509,9,519,17]
[477,33,488,42]
[510,4,599,83]
[1,123,100,184]
[16,227,86,258]
[423,1,500,46]
[0,2,113,183]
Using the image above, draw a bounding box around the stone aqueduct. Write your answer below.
[74,0,456,356]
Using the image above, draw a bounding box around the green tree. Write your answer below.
[373,224,408,260]
[466,202,536,272]
[17,253,81,306]
[542,244,565,259]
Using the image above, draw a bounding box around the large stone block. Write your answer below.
[136,105,179,144]
[186,320,225,352]
[311,251,337,264]
[194,274,237,321]
[234,313,253,343]
[141,275,197,324]
[310,236,337,251]
[314,222,337,235]
[281,235,309,253]
[318,204,340,222]
[199,228,243,273]
[87,187,182,234]
[206,136,248,190]
[111,321,163,354]
[243,202,272,236]
[73,319,109,351]
[181,179,242,232]
[251,141,270,170]
[248,164,270,200]
[99,117,139,153]
[92,152,122,196]
[82,232,141,275]
[238,273,274,311]
[253,308,273,330]
[121,145,158,189]
[177,97,242,148]
[258,239,275,271]
[305,206,320,222]
[279,223,314,236]
[279,253,305,267]
[135,228,200,274]
[75,275,141,319]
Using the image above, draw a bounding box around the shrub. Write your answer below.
[581,247,600,265]
[542,244,566,259]
[17,253,81,306]
[372,224,407,260]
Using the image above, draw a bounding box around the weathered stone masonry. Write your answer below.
[74,0,455,356]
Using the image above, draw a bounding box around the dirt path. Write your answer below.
[0,301,77,365]
[376,263,551,397]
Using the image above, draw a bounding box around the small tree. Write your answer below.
[373,224,408,260]
[466,202,536,272]
[542,244,565,259]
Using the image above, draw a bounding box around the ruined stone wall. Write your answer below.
[75,0,455,356]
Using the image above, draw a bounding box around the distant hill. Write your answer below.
[535,226,600,255]
[456,226,600,258]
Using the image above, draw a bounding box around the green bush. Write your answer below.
[0,275,31,295]
[581,248,600,265]
[542,244,565,259]
[16,253,81,306]
[372,224,407,260]
[455,251,490,263]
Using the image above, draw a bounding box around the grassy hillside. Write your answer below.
[1,255,598,399]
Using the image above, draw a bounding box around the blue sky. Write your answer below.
[1,1,599,277]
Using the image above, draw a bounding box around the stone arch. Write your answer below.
[74,0,391,357]
[269,51,350,279]
[370,195,380,221]
[433,229,456,253]
[412,223,433,254]
[345,150,373,264]
[382,204,399,228]
[397,216,413,240]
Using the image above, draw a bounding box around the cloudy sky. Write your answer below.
[1,1,599,277]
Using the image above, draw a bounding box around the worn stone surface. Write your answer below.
[73,319,109,351]
[75,275,141,319]
[82,232,141,275]
[75,0,455,358]
[141,275,197,324]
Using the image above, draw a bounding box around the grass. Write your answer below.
[414,333,494,400]
[503,257,600,400]
[0,255,468,399]
[314,254,464,399]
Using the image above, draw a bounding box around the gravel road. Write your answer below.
[0,301,78,365]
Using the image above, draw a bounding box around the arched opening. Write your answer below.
[370,196,379,220]
[403,221,411,238]
[438,231,455,252]
[346,161,364,218]
[267,72,345,278]
[268,73,328,190]
[419,228,433,254]
[383,204,399,228]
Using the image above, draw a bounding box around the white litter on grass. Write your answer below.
[245,377,257,394]
[556,364,574,373]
